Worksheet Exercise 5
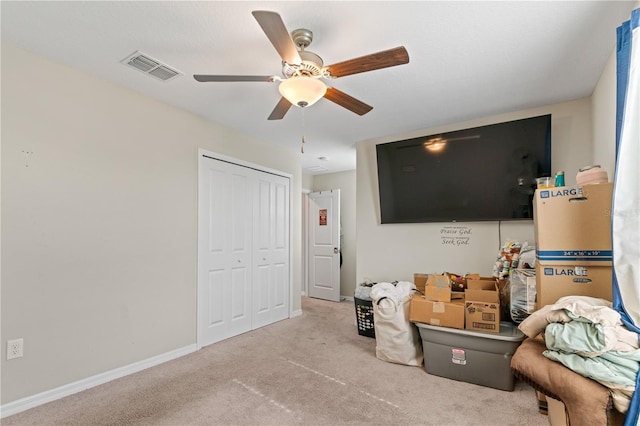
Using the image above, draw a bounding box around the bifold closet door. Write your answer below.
[198,158,253,346]
[198,155,290,347]
[252,173,290,329]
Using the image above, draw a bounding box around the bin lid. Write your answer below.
[415,321,525,342]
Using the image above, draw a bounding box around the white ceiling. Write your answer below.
[2,1,636,174]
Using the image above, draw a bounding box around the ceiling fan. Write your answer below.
[194,10,410,120]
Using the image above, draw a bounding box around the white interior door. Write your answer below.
[308,190,341,302]
[198,157,252,347]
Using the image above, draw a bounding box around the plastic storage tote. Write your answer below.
[415,321,525,391]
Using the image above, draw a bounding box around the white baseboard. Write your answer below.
[341,295,354,302]
[0,344,197,419]
[290,309,303,318]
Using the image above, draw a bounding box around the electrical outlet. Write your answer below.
[7,338,24,360]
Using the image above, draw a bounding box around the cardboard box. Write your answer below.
[546,396,569,426]
[415,321,525,391]
[465,273,491,281]
[534,183,613,266]
[409,293,465,329]
[414,273,450,300]
[535,263,612,308]
[465,279,500,333]
[414,273,429,293]
[422,274,464,302]
[546,396,624,426]
[424,285,452,302]
[426,274,452,302]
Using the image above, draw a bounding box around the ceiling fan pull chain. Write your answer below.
[301,108,306,154]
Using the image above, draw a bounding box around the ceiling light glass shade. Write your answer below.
[278,76,327,108]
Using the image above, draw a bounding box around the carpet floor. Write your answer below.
[3,297,547,425]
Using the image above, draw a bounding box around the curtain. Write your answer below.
[613,8,640,426]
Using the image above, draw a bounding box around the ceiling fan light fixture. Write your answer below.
[423,137,447,153]
[278,76,327,108]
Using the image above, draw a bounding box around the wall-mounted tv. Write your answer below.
[376,114,551,223]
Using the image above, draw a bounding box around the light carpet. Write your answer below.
[3,297,547,425]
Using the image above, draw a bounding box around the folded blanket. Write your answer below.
[519,295,638,356]
[518,295,640,414]
[545,319,640,357]
[544,348,640,388]
[519,295,618,339]
[543,348,640,413]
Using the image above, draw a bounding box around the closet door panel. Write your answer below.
[274,262,288,309]
[255,264,270,313]
[275,182,287,249]
[271,177,290,322]
[207,270,225,326]
[198,158,252,346]
[252,176,275,328]
[252,173,290,327]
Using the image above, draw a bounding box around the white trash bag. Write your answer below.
[370,281,423,366]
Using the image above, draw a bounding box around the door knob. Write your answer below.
[334,247,339,254]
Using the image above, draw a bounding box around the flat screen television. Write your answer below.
[376,114,552,223]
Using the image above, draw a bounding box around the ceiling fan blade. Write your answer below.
[324,87,373,116]
[194,75,277,83]
[252,11,302,65]
[326,46,409,78]
[268,97,293,120]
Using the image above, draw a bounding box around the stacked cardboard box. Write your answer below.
[409,294,465,329]
[410,273,465,329]
[533,183,613,308]
[410,274,501,332]
[465,277,501,333]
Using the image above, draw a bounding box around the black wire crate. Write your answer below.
[354,297,375,338]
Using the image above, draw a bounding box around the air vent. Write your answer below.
[121,51,182,82]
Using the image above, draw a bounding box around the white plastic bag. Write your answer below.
[371,281,423,366]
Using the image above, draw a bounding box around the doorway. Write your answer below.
[307,190,341,302]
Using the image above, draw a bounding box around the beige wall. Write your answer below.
[592,50,618,176]
[1,42,302,404]
[312,171,357,298]
[356,99,594,284]
[301,173,314,192]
